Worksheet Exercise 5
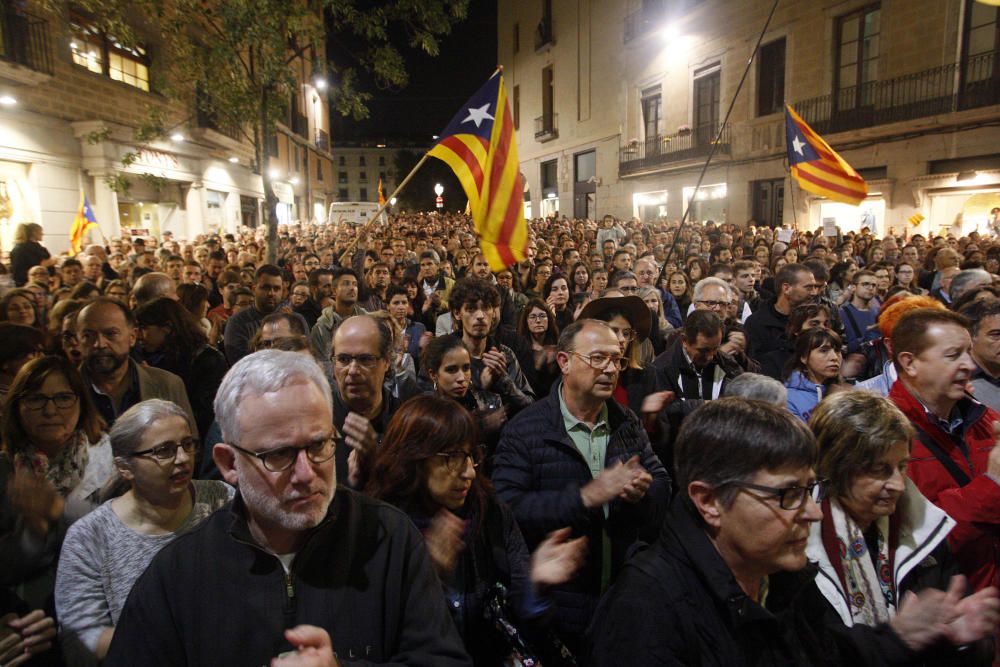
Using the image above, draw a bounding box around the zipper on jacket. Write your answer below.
[285,571,295,600]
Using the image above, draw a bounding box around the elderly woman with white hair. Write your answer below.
[55,399,233,665]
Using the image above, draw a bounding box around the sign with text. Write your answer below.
[328,202,382,226]
[822,217,837,236]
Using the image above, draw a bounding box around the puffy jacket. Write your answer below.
[587,501,917,667]
[492,381,670,648]
[744,299,790,359]
[785,370,826,422]
[104,489,471,667]
[890,380,1000,593]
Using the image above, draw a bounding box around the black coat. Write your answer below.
[744,299,790,360]
[587,502,917,667]
[492,381,671,647]
[104,490,471,667]
[10,241,49,286]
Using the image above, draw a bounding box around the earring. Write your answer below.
[433,381,437,391]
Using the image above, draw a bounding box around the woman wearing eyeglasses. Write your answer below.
[0,356,112,610]
[55,399,233,664]
[366,395,585,666]
[803,391,995,665]
[515,299,561,399]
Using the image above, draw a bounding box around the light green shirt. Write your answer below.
[559,384,610,481]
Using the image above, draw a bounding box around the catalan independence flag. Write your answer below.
[377,178,386,206]
[69,192,98,255]
[785,105,868,206]
[428,70,527,271]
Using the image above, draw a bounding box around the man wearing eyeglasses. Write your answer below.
[493,319,670,654]
[840,270,881,357]
[654,310,742,411]
[105,351,470,667]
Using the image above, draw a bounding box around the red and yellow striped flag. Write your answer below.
[427,70,527,271]
[785,104,868,206]
[377,178,386,206]
[70,192,99,255]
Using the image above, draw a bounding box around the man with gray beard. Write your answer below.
[104,351,469,667]
[77,297,193,429]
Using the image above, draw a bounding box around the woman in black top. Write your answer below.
[10,223,52,287]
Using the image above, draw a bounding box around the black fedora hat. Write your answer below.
[577,295,652,341]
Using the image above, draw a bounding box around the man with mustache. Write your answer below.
[77,298,194,430]
[890,308,1000,595]
[492,319,670,654]
[104,351,469,666]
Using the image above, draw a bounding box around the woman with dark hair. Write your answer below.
[422,336,508,460]
[514,298,561,401]
[134,298,228,440]
[1,356,111,609]
[176,282,211,337]
[784,328,844,422]
[0,323,45,407]
[366,395,584,666]
[569,261,591,297]
[55,399,232,664]
[893,261,927,296]
[524,263,552,301]
[102,280,129,305]
[541,273,573,331]
[665,271,692,319]
[686,257,709,283]
[1,287,41,329]
[758,302,833,379]
[68,282,101,302]
[828,260,858,305]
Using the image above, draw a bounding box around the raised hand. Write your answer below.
[530,528,587,587]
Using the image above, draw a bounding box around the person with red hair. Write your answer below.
[856,294,946,396]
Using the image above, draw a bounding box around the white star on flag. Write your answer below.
[792,135,805,156]
[462,103,494,128]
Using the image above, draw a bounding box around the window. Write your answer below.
[693,65,721,145]
[836,5,880,109]
[757,38,785,116]
[541,159,558,198]
[206,190,224,209]
[70,16,150,91]
[317,160,324,181]
[574,151,596,183]
[378,156,386,166]
[338,156,346,166]
[962,0,1000,101]
[266,133,279,158]
[513,84,521,129]
[359,187,368,201]
[359,171,367,182]
[338,171,348,184]
[359,156,366,166]
[379,171,387,182]
[542,66,554,127]
[640,85,661,139]
[338,188,349,200]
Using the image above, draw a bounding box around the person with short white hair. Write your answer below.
[105,350,470,666]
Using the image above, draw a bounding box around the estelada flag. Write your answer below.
[428,69,527,270]
[377,178,386,206]
[785,105,868,206]
[70,192,99,255]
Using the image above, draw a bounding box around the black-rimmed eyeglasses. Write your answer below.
[724,478,828,510]
[127,437,198,462]
[229,438,336,472]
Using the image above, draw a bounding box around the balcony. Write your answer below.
[793,50,1000,136]
[315,128,330,152]
[535,113,558,142]
[624,0,704,44]
[0,7,53,84]
[291,111,308,139]
[619,124,730,175]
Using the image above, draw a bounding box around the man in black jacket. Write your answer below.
[587,398,998,666]
[744,262,817,360]
[493,319,670,654]
[105,350,469,667]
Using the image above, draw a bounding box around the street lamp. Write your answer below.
[434,183,444,210]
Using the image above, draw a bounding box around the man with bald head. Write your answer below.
[330,315,418,487]
[130,272,178,309]
[77,297,193,428]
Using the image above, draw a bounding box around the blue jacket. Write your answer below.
[492,381,671,647]
[785,370,825,422]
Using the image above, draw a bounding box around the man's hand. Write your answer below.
[530,528,587,587]
[480,348,508,390]
[425,509,465,576]
[619,467,653,504]
[1,610,56,666]
[271,625,339,667]
[342,413,378,456]
[581,456,643,508]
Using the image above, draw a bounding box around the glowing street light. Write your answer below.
[170,132,185,142]
[434,183,444,210]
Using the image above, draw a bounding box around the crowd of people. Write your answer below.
[2,210,1000,665]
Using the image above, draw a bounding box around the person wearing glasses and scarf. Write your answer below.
[55,400,233,665]
[367,395,585,666]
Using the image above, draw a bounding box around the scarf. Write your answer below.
[13,431,91,497]
[825,498,896,626]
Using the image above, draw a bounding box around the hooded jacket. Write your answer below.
[785,370,826,422]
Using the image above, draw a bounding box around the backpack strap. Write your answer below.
[909,424,972,487]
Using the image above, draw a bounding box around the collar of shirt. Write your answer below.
[914,393,964,435]
[558,383,609,434]
[972,362,1000,387]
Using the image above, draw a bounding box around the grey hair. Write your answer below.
[723,373,788,406]
[692,277,731,302]
[110,399,192,458]
[950,269,991,301]
[213,350,332,444]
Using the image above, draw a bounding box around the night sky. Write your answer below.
[330,1,498,142]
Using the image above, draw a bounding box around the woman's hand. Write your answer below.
[945,581,1000,645]
[7,470,63,537]
[1,609,57,666]
[530,528,587,587]
[425,510,465,577]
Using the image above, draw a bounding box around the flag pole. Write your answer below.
[337,153,431,265]
[656,0,781,287]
